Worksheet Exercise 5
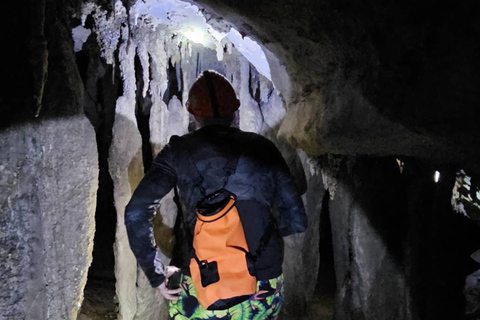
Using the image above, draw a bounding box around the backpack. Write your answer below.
[191,190,256,310]
[170,136,275,311]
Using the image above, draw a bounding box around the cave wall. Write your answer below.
[328,157,408,319]
[0,118,98,320]
[0,1,98,319]
[323,156,480,320]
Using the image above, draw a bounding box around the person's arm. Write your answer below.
[273,146,308,236]
[125,143,177,288]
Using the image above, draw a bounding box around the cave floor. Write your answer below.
[303,294,334,320]
[78,278,117,320]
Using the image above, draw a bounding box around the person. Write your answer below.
[125,70,307,320]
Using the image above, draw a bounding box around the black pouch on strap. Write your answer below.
[196,188,233,216]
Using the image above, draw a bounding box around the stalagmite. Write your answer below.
[108,21,143,320]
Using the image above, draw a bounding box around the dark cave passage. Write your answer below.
[315,191,336,317]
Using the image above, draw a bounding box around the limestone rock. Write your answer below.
[329,157,409,320]
[465,269,480,318]
[0,116,97,320]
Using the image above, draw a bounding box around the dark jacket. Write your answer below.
[125,124,307,287]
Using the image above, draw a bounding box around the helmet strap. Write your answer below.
[203,71,220,118]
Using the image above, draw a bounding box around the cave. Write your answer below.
[1,0,480,320]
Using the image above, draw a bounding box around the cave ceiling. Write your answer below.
[187,0,480,171]
[2,0,480,172]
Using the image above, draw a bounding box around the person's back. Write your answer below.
[125,70,307,319]
[170,124,306,280]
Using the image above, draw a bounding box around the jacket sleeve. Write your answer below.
[125,143,177,287]
[272,145,308,236]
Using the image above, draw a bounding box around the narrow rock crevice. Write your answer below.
[163,58,183,105]
[135,54,153,172]
[76,31,120,319]
[315,190,336,312]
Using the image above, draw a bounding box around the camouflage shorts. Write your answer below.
[168,274,284,320]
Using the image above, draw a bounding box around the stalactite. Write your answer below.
[137,40,150,98]
[147,30,169,157]
[238,56,263,133]
[176,60,184,98]
[81,2,126,66]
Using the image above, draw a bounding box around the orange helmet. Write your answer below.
[187,70,240,118]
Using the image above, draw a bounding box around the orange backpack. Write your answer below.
[177,146,257,310]
[170,138,275,311]
[190,193,257,310]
